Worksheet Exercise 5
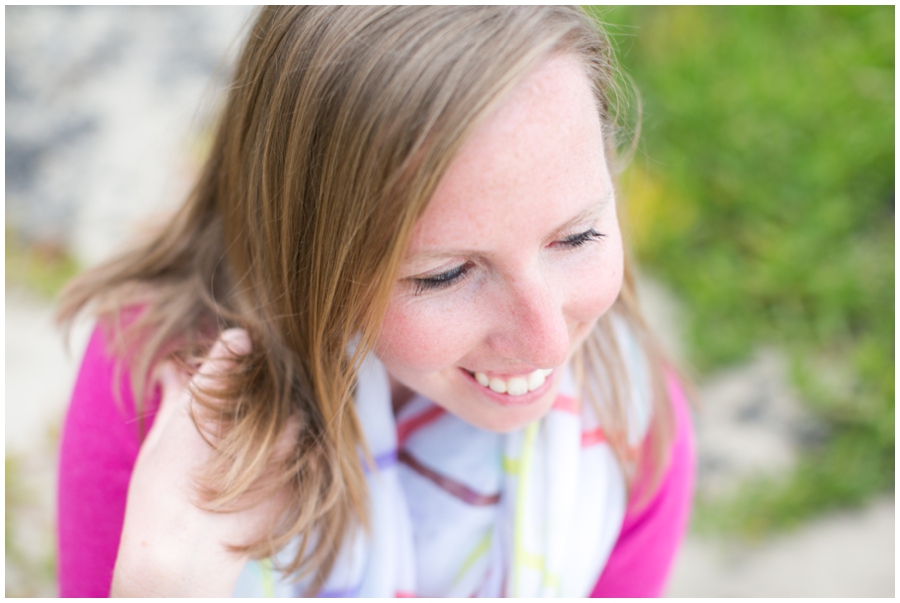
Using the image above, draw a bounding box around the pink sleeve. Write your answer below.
[57,324,159,597]
[591,370,696,598]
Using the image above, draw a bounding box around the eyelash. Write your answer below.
[412,228,605,295]
[558,228,605,248]
[413,263,472,295]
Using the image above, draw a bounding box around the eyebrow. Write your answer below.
[553,189,615,235]
[405,189,615,264]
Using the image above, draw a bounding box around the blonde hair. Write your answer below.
[58,6,674,592]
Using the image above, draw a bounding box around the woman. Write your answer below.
[57,6,694,597]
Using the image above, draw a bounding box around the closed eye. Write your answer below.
[556,228,605,248]
[412,262,473,295]
[409,229,603,295]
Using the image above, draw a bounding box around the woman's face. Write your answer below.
[375,54,624,432]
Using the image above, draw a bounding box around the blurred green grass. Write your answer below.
[593,6,894,534]
[6,226,81,299]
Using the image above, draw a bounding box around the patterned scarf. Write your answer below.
[233,325,650,597]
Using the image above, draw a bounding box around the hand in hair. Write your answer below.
[111,329,287,597]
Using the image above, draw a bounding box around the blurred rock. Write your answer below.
[693,347,827,500]
[6,6,254,265]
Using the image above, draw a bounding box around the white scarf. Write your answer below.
[233,323,650,597]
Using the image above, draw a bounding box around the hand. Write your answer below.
[112,328,285,597]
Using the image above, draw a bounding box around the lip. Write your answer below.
[459,367,556,407]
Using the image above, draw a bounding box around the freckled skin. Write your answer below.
[374,55,624,432]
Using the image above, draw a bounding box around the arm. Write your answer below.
[57,324,160,597]
[110,329,294,597]
[591,370,696,597]
[110,344,249,597]
[57,326,274,597]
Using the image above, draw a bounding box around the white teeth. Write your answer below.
[507,377,528,396]
[473,368,554,395]
[527,370,546,391]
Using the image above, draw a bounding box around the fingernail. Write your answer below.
[219,328,252,356]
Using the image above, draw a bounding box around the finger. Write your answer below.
[192,328,252,394]
[141,361,191,450]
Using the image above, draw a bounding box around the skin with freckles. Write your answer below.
[375,54,624,432]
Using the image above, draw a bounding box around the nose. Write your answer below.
[487,269,571,370]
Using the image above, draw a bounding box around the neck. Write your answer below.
[389,375,415,415]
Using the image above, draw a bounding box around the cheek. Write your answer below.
[599,237,625,311]
[375,299,476,374]
[570,232,624,322]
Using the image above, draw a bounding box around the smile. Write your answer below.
[465,368,554,396]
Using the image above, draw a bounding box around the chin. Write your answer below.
[458,390,558,433]
[479,416,542,433]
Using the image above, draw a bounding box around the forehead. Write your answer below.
[406,54,611,256]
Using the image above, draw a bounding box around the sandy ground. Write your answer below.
[5,6,894,597]
[667,495,895,597]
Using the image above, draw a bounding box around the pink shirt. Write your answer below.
[57,324,694,597]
